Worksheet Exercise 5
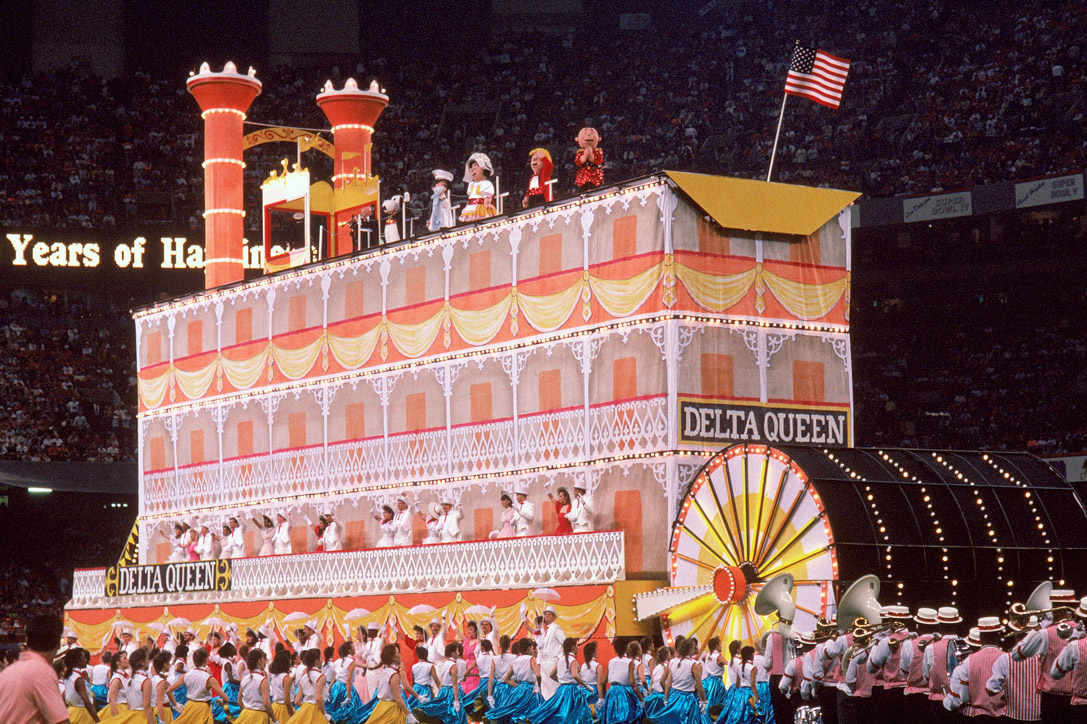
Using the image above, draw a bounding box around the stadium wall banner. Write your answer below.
[679,399,850,446]
[1045,455,1087,483]
[104,559,231,597]
[1015,174,1084,209]
[902,191,973,223]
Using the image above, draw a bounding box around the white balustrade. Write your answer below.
[67,530,625,609]
[141,397,668,516]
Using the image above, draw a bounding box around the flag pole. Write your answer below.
[766,92,788,182]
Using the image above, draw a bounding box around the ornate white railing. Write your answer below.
[67,530,625,609]
[141,397,668,515]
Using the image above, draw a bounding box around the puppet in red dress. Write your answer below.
[574,127,604,192]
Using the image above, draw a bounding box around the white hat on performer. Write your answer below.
[796,631,817,647]
[914,608,939,626]
[63,628,77,640]
[396,496,410,507]
[937,607,962,624]
[304,619,318,631]
[462,152,494,183]
[186,627,198,636]
[966,627,981,647]
[433,169,453,184]
[428,502,443,519]
[1052,589,1077,605]
[257,624,274,639]
[977,616,1003,634]
[1076,597,1087,619]
[439,489,454,505]
[573,482,587,492]
[886,606,911,620]
[543,606,558,617]
[429,618,441,626]
[513,483,530,497]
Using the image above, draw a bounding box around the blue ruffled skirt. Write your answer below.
[703,676,727,715]
[525,682,593,724]
[461,677,491,721]
[483,682,541,724]
[91,684,110,709]
[328,680,367,724]
[414,684,468,724]
[172,683,188,708]
[211,696,231,723]
[716,685,757,724]
[602,683,642,724]
[644,689,712,724]
[222,680,242,719]
[754,682,772,724]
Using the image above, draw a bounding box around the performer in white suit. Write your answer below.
[438,498,463,543]
[323,512,344,551]
[512,485,536,537]
[566,484,595,533]
[273,511,292,555]
[393,497,415,546]
[533,606,565,700]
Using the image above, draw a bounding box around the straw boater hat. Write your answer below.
[1051,589,1077,606]
[914,608,939,626]
[937,606,963,624]
[886,606,911,621]
[1076,597,1087,619]
[977,616,1003,636]
[966,627,981,647]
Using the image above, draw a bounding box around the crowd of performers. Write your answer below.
[44,584,1087,724]
[160,484,595,562]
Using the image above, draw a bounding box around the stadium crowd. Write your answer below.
[1,0,1086,232]
[0,287,137,462]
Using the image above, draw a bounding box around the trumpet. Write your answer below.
[1008,601,1077,627]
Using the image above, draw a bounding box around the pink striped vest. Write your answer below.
[1005,654,1041,721]
[881,631,909,688]
[765,631,785,676]
[1037,626,1073,695]
[1070,638,1087,705]
[852,649,875,698]
[963,646,1005,718]
[905,634,935,695]
[928,638,952,701]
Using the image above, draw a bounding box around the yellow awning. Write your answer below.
[665,171,861,237]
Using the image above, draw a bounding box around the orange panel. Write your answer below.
[793,360,826,403]
[406,392,427,431]
[697,216,730,256]
[701,354,735,397]
[145,331,163,367]
[187,320,203,357]
[189,429,205,465]
[288,412,307,449]
[470,383,493,423]
[469,250,492,290]
[412,516,427,545]
[538,370,562,411]
[406,267,427,307]
[290,526,308,553]
[789,235,821,266]
[346,403,366,440]
[237,421,254,457]
[612,215,637,259]
[613,489,643,574]
[289,295,307,331]
[345,280,364,319]
[344,519,366,550]
[149,436,166,471]
[474,508,494,540]
[612,357,638,401]
[235,308,253,345]
[155,541,171,564]
[542,501,557,534]
[539,234,563,276]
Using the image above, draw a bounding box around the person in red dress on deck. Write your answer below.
[574,127,604,192]
[548,486,574,535]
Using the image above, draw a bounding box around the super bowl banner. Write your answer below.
[680,399,850,446]
[105,559,232,597]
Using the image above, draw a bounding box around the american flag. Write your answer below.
[784,45,850,109]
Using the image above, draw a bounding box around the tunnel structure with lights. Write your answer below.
[638,443,1087,645]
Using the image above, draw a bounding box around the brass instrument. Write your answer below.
[1008,582,1077,630]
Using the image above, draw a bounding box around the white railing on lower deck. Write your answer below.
[142,396,668,516]
[67,530,625,609]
